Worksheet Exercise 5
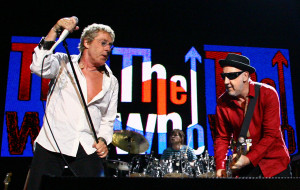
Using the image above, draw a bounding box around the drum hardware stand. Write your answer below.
[125,136,135,175]
[226,154,233,177]
[204,150,212,176]
[193,150,216,178]
[144,151,154,173]
[182,156,193,176]
[195,154,205,176]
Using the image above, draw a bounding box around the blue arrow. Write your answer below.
[185,47,202,71]
[185,47,205,154]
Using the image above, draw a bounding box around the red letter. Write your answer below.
[6,111,40,155]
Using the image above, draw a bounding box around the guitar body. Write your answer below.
[229,140,252,177]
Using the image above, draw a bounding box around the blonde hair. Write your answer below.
[78,23,115,52]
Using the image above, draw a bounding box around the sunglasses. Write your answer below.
[221,71,244,80]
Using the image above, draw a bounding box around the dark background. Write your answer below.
[1,0,300,189]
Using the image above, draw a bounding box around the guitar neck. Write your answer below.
[3,172,12,190]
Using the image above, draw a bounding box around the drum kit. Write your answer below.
[104,130,216,178]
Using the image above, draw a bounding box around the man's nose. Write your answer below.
[224,77,230,85]
[104,46,111,51]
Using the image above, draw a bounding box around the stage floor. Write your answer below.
[40,176,300,190]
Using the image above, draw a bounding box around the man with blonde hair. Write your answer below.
[27,17,119,189]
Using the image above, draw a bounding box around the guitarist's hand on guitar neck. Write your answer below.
[230,154,250,170]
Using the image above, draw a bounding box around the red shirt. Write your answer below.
[214,80,290,177]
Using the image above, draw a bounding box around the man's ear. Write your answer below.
[84,39,89,49]
[243,71,250,82]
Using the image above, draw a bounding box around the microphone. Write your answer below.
[49,16,79,52]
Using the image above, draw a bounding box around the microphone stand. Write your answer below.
[62,40,98,143]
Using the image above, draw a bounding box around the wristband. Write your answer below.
[38,37,56,50]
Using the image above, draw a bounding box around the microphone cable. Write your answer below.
[39,53,78,177]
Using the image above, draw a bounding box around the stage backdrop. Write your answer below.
[1,36,298,159]
[1,1,300,189]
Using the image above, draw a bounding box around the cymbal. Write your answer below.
[164,173,190,178]
[129,173,150,177]
[196,172,216,178]
[112,130,149,154]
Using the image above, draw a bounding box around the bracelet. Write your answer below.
[97,137,107,145]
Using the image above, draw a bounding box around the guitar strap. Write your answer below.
[237,84,261,146]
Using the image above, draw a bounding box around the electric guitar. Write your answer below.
[3,172,12,190]
[229,139,252,176]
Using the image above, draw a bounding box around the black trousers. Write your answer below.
[239,163,292,177]
[27,143,104,190]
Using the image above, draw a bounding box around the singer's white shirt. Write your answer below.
[30,46,119,157]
